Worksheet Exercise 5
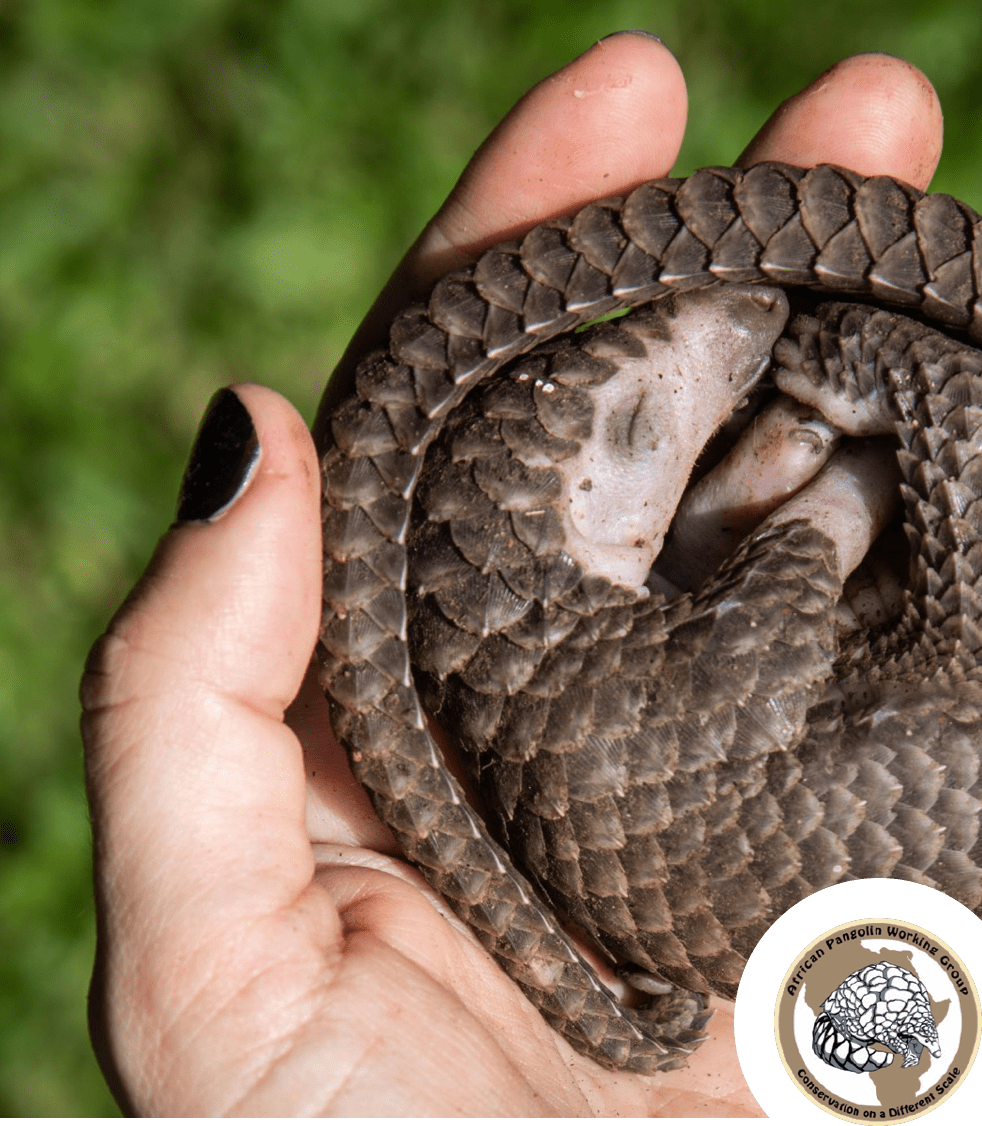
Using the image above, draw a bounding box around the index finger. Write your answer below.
[313,31,688,441]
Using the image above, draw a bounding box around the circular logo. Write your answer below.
[736,881,982,1122]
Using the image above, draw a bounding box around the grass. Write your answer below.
[3,0,982,1113]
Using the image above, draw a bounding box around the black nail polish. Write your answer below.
[177,388,260,522]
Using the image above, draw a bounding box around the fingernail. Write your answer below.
[177,388,260,522]
[598,29,664,44]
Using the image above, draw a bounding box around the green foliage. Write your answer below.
[2,0,981,1113]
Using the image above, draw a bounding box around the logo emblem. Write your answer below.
[774,919,979,1120]
[738,882,982,1121]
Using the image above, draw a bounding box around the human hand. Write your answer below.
[82,35,942,1116]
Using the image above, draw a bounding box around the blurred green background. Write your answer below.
[4,0,982,1114]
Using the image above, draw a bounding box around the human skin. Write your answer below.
[81,36,943,1116]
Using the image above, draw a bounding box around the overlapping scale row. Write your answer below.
[781,681,982,909]
[319,163,982,1073]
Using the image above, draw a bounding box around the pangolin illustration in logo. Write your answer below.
[812,962,942,1073]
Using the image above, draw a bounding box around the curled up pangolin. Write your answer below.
[812,961,942,1073]
[317,163,982,1072]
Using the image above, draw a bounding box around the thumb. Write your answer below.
[82,384,322,934]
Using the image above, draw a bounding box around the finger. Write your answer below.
[413,31,685,277]
[315,31,686,438]
[82,384,322,931]
[739,53,943,188]
[288,659,396,850]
